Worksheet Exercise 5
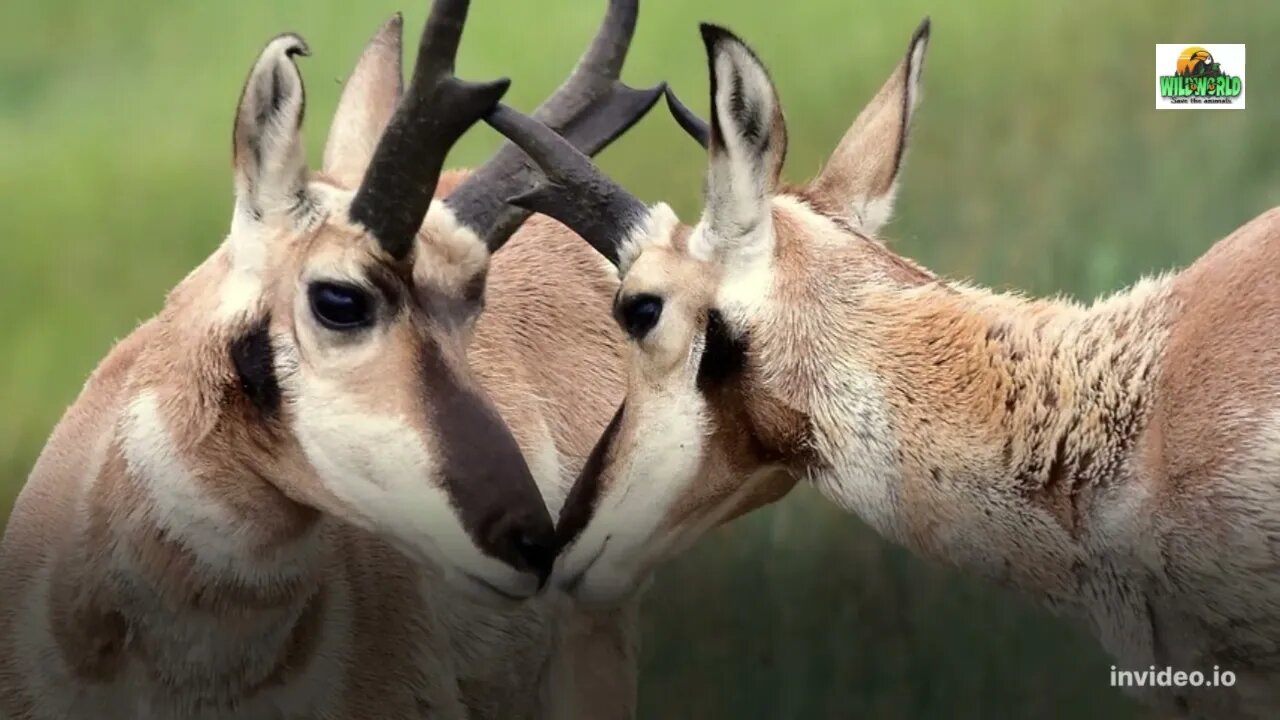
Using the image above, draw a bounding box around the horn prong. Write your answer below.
[444,0,661,253]
[664,86,710,149]
[349,0,508,259]
[484,104,649,267]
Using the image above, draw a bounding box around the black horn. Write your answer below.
[664,86,710,149]
[444,0,663,253]
[484,104,650,267]
[349,0,509,260]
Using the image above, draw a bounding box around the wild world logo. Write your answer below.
[1156,45,1246,109]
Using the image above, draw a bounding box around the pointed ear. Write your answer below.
[233,33,311,222]
[811,18,930,235]
[322,15,403,187]
[700,24,787,244]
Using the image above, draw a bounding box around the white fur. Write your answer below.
[417,201,490,295]
[805,360,904,540]
[234,36,309,220]
[526,418,568,522]
[556,372,709,605]
[121,393,248,568]
[850,193,897,236]
[217,206,268,321]
[704,42,777,240]
[617,202,679,276]
[290,375,538,600]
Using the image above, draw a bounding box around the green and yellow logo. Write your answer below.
[1159,46,1243,103]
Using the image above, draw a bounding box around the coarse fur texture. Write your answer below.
[519,19,1280,719]
[0,14,641,720]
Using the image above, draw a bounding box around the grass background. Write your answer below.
[4,0,1279,716]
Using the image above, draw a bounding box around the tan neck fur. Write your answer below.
[796,269,1175,605]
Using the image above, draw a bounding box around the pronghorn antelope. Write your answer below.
[487,19,1280,719]
[0,0,659,717]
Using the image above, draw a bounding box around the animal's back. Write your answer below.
[1136,206,1280,716]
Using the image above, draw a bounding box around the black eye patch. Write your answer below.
[229,314,281,420]
[696,309,748,391]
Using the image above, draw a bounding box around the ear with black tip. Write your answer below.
[700,24,787,242]
[323,15,404,187]
[810,18,930,235]
[233,33,311,222]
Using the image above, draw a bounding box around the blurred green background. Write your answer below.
[4,0,1279,717]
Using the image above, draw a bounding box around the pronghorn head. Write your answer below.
[487,20,931,604]
[211,0,659,602]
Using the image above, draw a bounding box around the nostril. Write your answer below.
[478,507,558,588]
[501,523,556,588]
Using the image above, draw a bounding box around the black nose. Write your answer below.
[487,512,557,587]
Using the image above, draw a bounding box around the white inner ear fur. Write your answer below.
[693,38,787,328]
[233,35,310,224]
[819,29,929,237]
[702,41,779,252]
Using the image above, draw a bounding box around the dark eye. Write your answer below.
[308,282,375,331]
[616,294,663,339]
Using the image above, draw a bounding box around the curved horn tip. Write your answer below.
[663,85,709,149]
[634,81,667,109]
[463,76,513,110]
[590,80,667,133]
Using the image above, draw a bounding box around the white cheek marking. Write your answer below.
[290,376,528,593]
[122,393,247,564]
[560,387,708,597]
[120,392,323,585]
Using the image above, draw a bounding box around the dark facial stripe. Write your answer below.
[696,309,748,391]
[365,261,408,311]
[557,402,625,549]
[229,315,281,420]
[417,335,556,579]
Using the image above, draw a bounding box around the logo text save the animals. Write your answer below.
[1155,44,1246,109]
